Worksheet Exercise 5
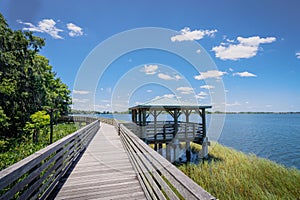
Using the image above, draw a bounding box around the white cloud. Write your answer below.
[226,38,235,43]
[146,90,152,93]
[73,90,90,94]
[194,70,227,80]
[158,73,182,80]
[151,94,176,101]
[135,101,144,106]
[174,75,182,80]
[200,85,215,89]
[72,98,89,103]
[238,36,276,46]
[94,104,111,110]
[18,19,63,39]
[296,52,300,59]
[101,100,110,103]
[212,36,276,60]
[163,94,176,98]
[67,23,83,37]
[196,91,208,99]
[143,64,158,75]
[171,27,217,42]
[158,73,173,80]
[225,101,241,107]
[229,68,234,72]
[233,71,257,77]
[152,96,161,101]
[176,87,194,94]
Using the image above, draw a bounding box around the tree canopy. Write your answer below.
[0,13,71,139]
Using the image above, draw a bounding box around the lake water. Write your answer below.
[97,113,300,169]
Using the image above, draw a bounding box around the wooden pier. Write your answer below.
[53,122,146,199]
[0,117,216,200]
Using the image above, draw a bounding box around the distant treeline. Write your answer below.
[208,111,300,114]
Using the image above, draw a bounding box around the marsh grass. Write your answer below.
[179,142,300,200]
[0,123,81,171]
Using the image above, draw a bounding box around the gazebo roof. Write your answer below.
[129,97,212,110]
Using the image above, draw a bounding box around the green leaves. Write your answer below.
[0,13,71,138]
[25,111,50,129]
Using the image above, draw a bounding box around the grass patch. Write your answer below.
[0,123,82,171]
[178,142,300,200]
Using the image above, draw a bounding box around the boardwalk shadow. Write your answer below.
[174,152,223,167]
[47,148,86,199]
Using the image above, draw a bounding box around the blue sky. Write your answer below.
[1,0,300,112]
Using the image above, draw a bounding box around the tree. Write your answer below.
[0,13,71,139]
[24,111,50,143]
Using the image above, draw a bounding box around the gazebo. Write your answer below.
[129,97,212,162]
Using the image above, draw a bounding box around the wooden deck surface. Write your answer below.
[53,123,146,200]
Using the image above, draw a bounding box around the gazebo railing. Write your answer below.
[141,121,204,144]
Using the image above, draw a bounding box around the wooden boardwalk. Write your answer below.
[53,122,146,199]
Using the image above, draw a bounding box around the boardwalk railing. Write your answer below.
[59,115,96,124]
[0,118,100,200]
[99,118,216,200]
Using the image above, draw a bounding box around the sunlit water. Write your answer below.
[97,113,300,169]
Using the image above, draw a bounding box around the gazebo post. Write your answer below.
[153,110,157,135]
[134,110,138,123]
[138,108,142,126]
[200,108,209,159]
[141,109,147,142]
[183,109,192,163]
[173,109,181,162]
[183,109,191,123]
[153,110,158,151]
[131,109,137,123]
[174,109,178,133]
[142,109,147,126]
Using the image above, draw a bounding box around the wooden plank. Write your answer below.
[56,185,144,200]
[54,123,146,199]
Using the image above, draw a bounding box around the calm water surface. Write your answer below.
[98,113,300,169]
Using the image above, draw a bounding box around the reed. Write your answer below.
[179,142,300,200]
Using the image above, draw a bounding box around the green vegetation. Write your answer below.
[0,12,74,171]
[0,13,71,140]
[24,110,50,143]
[0,123,81,171]
[179,142,300,200]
